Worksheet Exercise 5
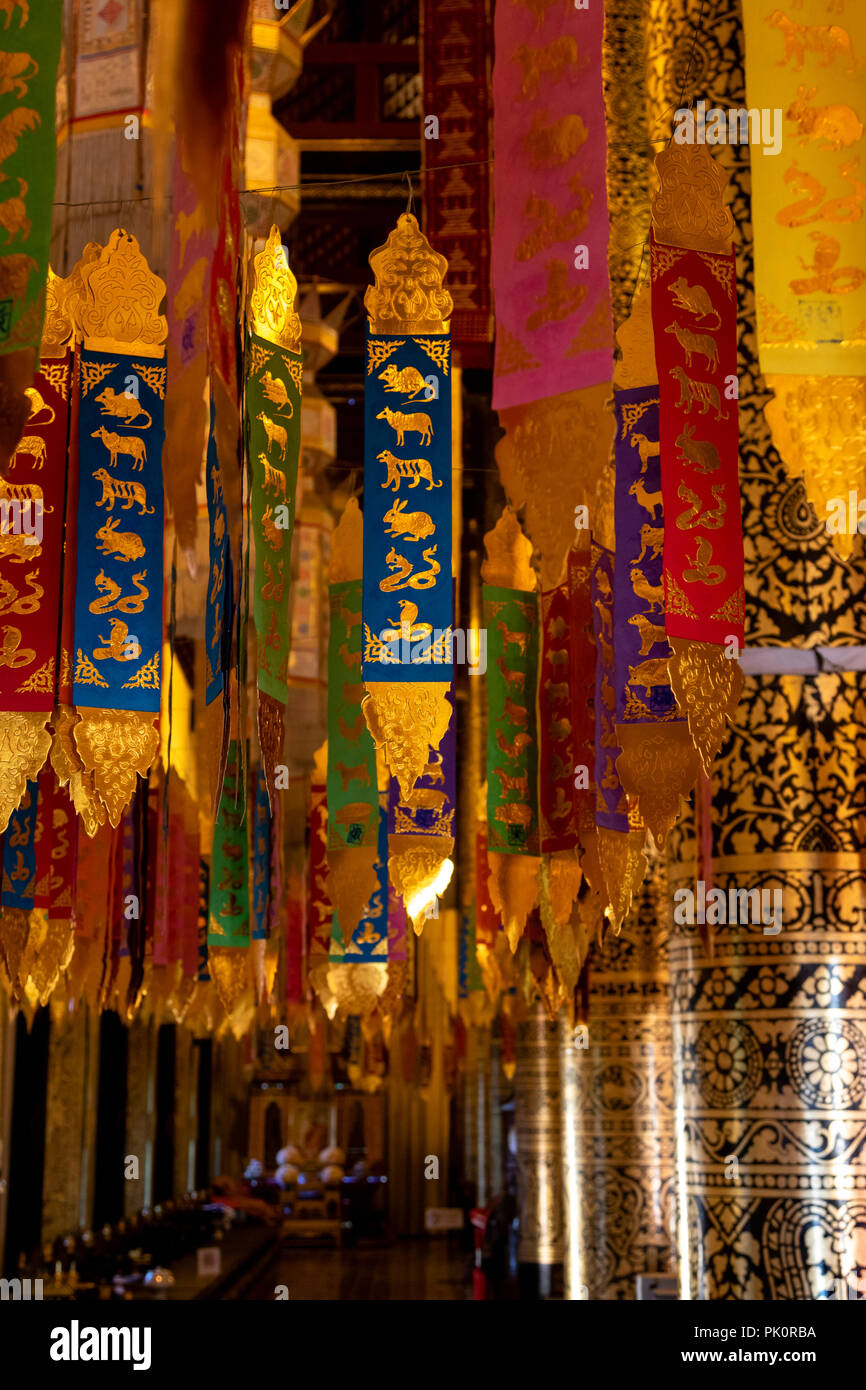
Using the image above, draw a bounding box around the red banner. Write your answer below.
[651,234,743,646]
[421,0,493,353]
[539,547,594,852]
[475,825,501,951]
[308,785,331,960]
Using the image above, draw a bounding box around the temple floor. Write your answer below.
[246,1238,472,1301]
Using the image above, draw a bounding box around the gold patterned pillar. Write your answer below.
[514,1000,563,1297]
[575,864,676,1299]
[647,0,866,1302]
[489,1033,503,1199]
[559,1010,584,1300]
[476,1025,492,1207]
[463,1023,479,1195]
[42,1006,100,1241]
[669,678,866,1300]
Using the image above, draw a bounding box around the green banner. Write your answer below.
[207,739,250,948]
[484,584,539,855]
[327,579,378,849]
[0,1,62,352]
[246,331,302,702]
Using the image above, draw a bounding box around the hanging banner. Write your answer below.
[362,331,453,683]
[245,227,302,805]
[361,214,455,935]
[204,399,229,706]
[343,800,388,963]
[484,584,539,854]
[649,144,744,777]
[69,230,166,827]
[308,782,332,962]
[251,766,270,941]
[613,381,699,844]
[207,739,250,949]
[592,542,626,835]
[651,235,743,648]
[73,347,164,712]
[0,269,71,832]
[2,777,37,909]
[420,0,493,350]
[742,0,866,376]
[327,578,378,850]
[197,858,210,982]
[538,547,593,854]
[491,0,613,408]
[46,774,75,922]
[388,685,456,844]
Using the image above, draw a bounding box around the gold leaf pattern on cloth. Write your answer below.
[615,721,700,848]
[487,852,541,953]
[73,709,160,828]
[362,682,452,802]
[668,636,744,780]
[249,225,301,352]
[0,710,51,833]
[365,213,453,335]
[596,825,648,934]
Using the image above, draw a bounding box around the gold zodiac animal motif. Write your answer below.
[676,482,727,530]
[497,657,526,692]
[378,364,428,399]
[0,530,39,562]
[628,657,671,694]
[259,372,294,415]
[93,617,134,661]
[379,545,440,592]
[0,108,39,181]
[261,505,284,550]
[92,469,154,515]
[497,770,529,798]
[95,387,153,428]
[383,496,436,541]
[766,10,859,74]
[256,452,287,500]
[676,426,721,473]
[631,432,660,473]
[91,426,147,471]
[95,517,146,561]
[257,411,288,461]
[628,612,668,656]
[0,476,51,512]
[376,406,434,447]
[668,277,721,329]
[0,175,27,242]
[0,50,36,98]
[333,761,371,792]
[88,570,149,615]
[636,523,665,565]
[670,366,725,421]
[664,320,719,371]
[497,620,529,655]
[512,35,579,100]
[630,563,664,615]
[0,624,33,667]
[683,536,726,585]
[628,476,663,519]
[0,569,40,614]
[24,386,54,425]
[9,434,45,469]
[785,85,863,150]
[496,728,533,761]
[378,449,441,492]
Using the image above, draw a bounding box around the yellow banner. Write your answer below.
[743,0,866,374]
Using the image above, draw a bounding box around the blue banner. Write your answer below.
[252,767,271,940]
[73,350,165,713]
[2,779,38,908]
[362,332,452,682]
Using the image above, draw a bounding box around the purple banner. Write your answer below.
[388,686,456,842]
[613,386,677,725]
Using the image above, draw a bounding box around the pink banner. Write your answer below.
[492,0,613,408]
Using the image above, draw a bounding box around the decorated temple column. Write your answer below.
[475,1025,492,1207]
[42,1007,99,1241]
[669,678,866,1300]
[462,1024,479,1196]
[514,1000,562,1298]
[574,866,676,1299]
[559,1010,584,1301]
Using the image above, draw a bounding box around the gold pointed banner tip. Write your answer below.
[250,226,301,352]
[365,212,453,335]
